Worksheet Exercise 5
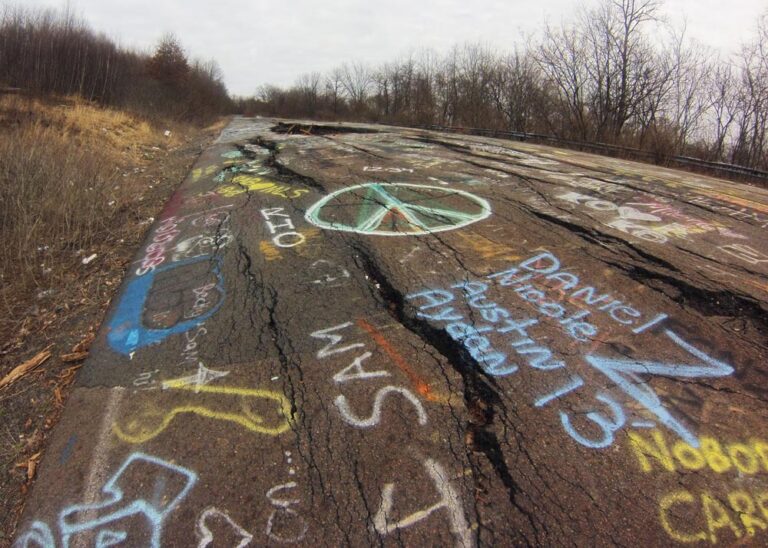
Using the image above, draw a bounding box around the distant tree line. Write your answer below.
[239,0,768,171]
[0,4,232,122]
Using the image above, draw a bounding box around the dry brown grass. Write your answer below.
[0,95,182,301]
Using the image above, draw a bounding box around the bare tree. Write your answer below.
[633,33,677,149]
[413,49,439,124]
[324,68,345,116]
[453,44,495,127]
[296,72,321,116]
[666,29,713,152]
[436,46,461,125]
[536,23,589,138]
[587,0,662,140]
[709,62,739,160]
[340,62,372,113]
[371,64,392,119]
[489,51,542,132]
[731,14,768,167]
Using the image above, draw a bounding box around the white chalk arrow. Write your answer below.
[163,361,229,392]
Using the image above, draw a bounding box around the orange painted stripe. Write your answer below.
[356,318,449,404]
[701,190,768,214]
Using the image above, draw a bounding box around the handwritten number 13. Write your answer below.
[559,393,626,449]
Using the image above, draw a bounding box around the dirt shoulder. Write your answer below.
[0,96,227,542]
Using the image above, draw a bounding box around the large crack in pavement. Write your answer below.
[244,137,329,194]
[521,206,768,339]
[349,239,547,546]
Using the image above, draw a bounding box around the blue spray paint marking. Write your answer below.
[534,376,584,408]
[15,453,197,548]
[14,521,55,548]
[58,452,197,547]
[107,256,225,355]
[95,529,127,546]
[59,435,77,465]
[407,273,736,450]
[560,392,626,449]
[586,329,734,448]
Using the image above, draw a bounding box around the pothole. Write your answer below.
[270,122,378,136]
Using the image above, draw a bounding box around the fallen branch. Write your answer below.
[60,351,88,363]
[0,346,53,390]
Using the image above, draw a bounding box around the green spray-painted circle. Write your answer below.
[304,183,492,236]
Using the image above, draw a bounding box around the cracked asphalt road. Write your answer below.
[14,118,768,547]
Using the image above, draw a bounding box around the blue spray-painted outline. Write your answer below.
[107,256,225,355]
[58,452,197,548]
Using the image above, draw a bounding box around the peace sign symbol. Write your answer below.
[304,183,492,236]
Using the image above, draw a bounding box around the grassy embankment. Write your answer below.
[0,93,224,541]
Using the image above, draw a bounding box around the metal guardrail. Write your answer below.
[410,124,768,181]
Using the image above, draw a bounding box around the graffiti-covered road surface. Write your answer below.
[16,118,768,547]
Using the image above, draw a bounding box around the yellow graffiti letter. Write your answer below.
[659,491,706,543]
[756,492,768,521]
[672,441,706,471]
[629,430,675,473]
[702,492,742,543]
[728,443,759,474]
[701,438,732,473]
[727,491,767,536]
[752,440,768,472]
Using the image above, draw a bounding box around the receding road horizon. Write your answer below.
[13,118,768,546]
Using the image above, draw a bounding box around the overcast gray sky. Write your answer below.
[18,0,767,96]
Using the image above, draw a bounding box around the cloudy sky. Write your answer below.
[19,0,766,96]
